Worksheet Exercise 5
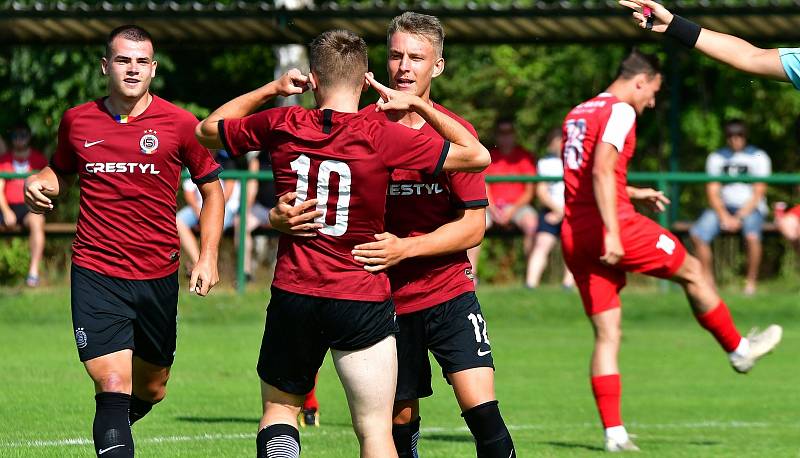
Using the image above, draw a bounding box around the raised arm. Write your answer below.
[619,0,788,81]
[195,69,310,149]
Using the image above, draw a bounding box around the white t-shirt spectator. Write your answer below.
[536,154,565,210]
[705,145,771,213]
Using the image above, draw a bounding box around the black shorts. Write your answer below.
[70,264,179,367]
[257,287,399,395]
[537,211,563,236]
[396,291,494,402]
[0,203,29,226]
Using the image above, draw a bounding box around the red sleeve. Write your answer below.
[220,108,285,158]
[51,110,78,175]
[371,121,449,175]
[520,149,537,175]
[178,113,222,184]
[448,171,488,208]
[0,155,11,172]
[31,150,48,170]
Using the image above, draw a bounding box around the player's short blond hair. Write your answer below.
[387,12,445,58]
[309,30,368,91]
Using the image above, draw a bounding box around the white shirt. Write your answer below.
[536,154,565,210]
[705,146,771,213]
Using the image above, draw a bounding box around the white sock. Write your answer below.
[730,337,750,358]
[605,425,629,443]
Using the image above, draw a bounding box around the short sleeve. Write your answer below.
[372,121,449,176]
[178,114,222,184]
[706,152,723,176]
[780,48,800,90]
[449,171,488,208]
[220,108,283,158]
[51,111,78,175]
[752,150,771,177]
[537,157,563,177]
[520,150,537,175]
[601,103,636,152]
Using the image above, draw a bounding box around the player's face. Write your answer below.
[634,73,662,114]
[101,37,157,100]
[387,32,444,98]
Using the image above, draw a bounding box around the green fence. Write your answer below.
[4,171,798,293]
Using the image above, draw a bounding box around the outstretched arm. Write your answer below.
[619,0,788,81]
[195,69,310,148]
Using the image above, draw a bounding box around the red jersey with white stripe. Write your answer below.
[51,96,222,280]
[361,103,487,314]
[562,92,637,225]
[221,106,449,302]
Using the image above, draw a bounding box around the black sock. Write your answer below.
[93,392,134,457]
[392,417,421,458]
[256,424,300,458]
[462,401,515,458]
[128,395,155,426]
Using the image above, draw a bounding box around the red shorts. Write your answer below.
[562,213,687,316]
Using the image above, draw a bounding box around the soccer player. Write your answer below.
[270,13,516,458]
[560,50,782,452]
[194,29,490,458]
[23,25,224,458]
[620,0,800,87]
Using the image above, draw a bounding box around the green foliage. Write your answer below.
[0,238,30,283]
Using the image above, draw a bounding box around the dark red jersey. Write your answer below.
[562,92,637,227]
[220,106,449,301]
[51,96,221,279]
[361,103,487,314]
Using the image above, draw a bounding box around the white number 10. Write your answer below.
[290,154,351,237]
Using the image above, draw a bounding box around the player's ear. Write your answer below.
[432,57,445,79]
[100,57,109,76]
[151,60,158,78]
[308,72,319,91]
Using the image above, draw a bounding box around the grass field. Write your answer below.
[1,283,798,457]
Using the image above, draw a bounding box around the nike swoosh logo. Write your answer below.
[84,140,104,148]
[98,445,125,455]
[477,349,492,356]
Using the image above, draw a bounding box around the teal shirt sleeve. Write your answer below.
[779,48,800,90]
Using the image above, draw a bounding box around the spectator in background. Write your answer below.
[176,151,239,273]
[0,133,7,154]
[0,124,48,286]
[773,116,800,256]
[526,127,575,289]
[248,151,279,278]
[467,117,538,284]
[690,120,771,295]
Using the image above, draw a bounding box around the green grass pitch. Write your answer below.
[1,284,798,457]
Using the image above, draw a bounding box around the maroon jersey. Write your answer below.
[51,96,221,279]
[361,103,487,314]
[562,92,637,227]
[220,106,449,301]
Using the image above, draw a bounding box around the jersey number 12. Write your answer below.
[290,154,351,236]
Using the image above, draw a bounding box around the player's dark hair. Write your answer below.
[724,119,748,137]
[616,49,661,80]
[309,30,368,92]
[388,12,445,58]
[106,25,153,57]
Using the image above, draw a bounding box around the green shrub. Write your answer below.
[0,238,30,284]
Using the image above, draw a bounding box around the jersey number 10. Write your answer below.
[290,154,352,236]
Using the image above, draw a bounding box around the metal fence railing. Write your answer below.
[4,171,798,293]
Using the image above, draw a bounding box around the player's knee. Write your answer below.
[676,255,705,286]
[392,400,417,425]
[94,372,131,394]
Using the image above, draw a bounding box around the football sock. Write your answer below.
[256,424,300,458]
[128,395,154,426]
[695,300,743,353]
[93,392,134,457]
[302,381,319,412]
[591,374,622,428]
[392,416,421,458]
[462,400,516,458]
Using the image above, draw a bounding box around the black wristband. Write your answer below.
[665,14,701,48]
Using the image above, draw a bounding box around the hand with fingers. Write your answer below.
[601,232,625,266]
[365,72,422,113]
[631,187,670,213]
[269,192,323,237]
[189,257,219,297]
[619,0,674,33]
[275,68,312,97]
[351,232,409,273]
[24,178,55,214]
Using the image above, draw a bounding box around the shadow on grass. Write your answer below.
[542,441,604,452]
[423,433,473,443]
[176,416,255,424]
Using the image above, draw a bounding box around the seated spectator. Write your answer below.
[246,151,279,278]
[467,117,538,284]
[0,124,48,286]
[526,128,575,289]
[690,120,770,295]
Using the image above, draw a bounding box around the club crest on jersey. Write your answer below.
[140,129,159,155]
[75,328,88,349]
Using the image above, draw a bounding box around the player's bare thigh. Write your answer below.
[448,367,496,411]
[84,349,133,393]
